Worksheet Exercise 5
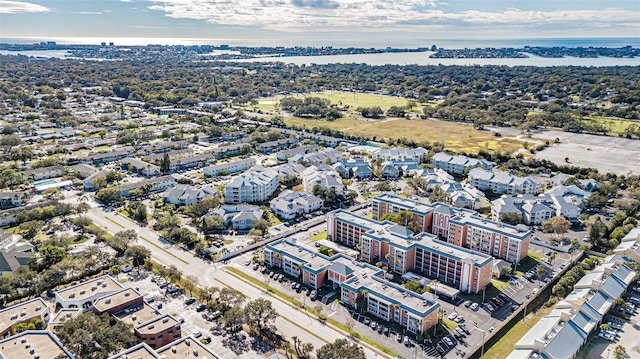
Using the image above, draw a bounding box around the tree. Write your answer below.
[541,216,571,240]
[18,220,41,240]
[222,306,244,332]
[218,287,247,309]
[124,245,150,272]
[106,229,137,254]
[536,265,546,278]
[94,187,122,205]
[160,152,171,174]
[183,274,198,297]
[244,298,279,331]
[252,219,270,237]
[167,264,182,283]
[600,323,610,332]
[316,339,365,359]
[614,345,627,359]
[500,266,511,278]
[500,212,523,225]
[28,245,67,272]
[57,312,135,359]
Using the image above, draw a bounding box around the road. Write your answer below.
[83,203,386,359]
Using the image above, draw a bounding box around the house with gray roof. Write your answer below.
[469,168,541,195]
[203,158,256,177]
[430,152,494,175]
[161,184,217,206]
[269,190,324,220]
[337,158,373,179]
[301,165,345,196]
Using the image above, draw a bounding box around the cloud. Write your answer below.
[290,0,339,9]
[0,0,50,13]
[146,1,640,33]
[74,11,104,15]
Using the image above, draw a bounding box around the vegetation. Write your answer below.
[57,312,136,359]
[316,339,366,359]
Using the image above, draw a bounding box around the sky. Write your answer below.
[0,0,639,47]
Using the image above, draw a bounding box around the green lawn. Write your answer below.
[491,279,510,292]
[580,116,638,135]
[515,252,543,276]
[311,231,327,241]
[482,306,552,359]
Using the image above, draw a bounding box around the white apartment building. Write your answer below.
[224,166,279,204]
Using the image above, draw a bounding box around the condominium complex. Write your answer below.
[371,194,531,262]
[430,152,494,175]
[325,210,493,293]
[264,239,440,334]
[224,166,279,204]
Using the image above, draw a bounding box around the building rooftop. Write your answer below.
[93,287,143,313]
[413,233,494,267]
[48,308,82,327]
[157,335,221,359]
[107,343,160,359]
[55,275,122,303]
[135,314,180,335]
[0,330,75,359]
[0,297,49,335]
[116,303,161,327]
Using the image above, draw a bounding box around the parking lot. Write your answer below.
[120,269,274,359]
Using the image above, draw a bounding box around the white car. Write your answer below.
[121,264,132,273]
[470,303,479,311]
[447,312,457,321]
[443,336,454,346]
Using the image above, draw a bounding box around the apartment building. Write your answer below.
[120,157,160,177]
[0,297,50,339]
[326,210,493,293]
[117,175,175,197]
[256,138,299,154]
[224,166,279,204]
[430,152,494,175]
[372,194,531,263]
[468,168,541,195]
[23,165,64,181]
[203,157,256,177]
[372,147,428,162]
[264,239,440,333]
[301,165,345,196]
[269,190,324,220]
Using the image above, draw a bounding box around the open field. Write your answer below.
[284,116,524,154]
[258,90,418,111]
[580,117,639,135]
[482,306,552,359]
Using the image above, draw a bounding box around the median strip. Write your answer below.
[225,267,397,358]
[140,236,189,265]
[105,216,125,228]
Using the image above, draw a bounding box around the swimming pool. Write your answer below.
[34,179,56,186]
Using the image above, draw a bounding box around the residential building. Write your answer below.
[336,158,373,179]
[224,166,279,204]
[468,168,541,195]
[0,330,75,359]
[83,169,109,191]
[169,153,215,172]
[269,190,324,220]
[371,193,531,262]
[301,165,345,196]
[0,191,27,209]
[372,147,428,162]
[491,193,582,225]
[54,275,123,309]
[161,184,217,206]
[23,165,64,181]
[0,248,33,276]
[203,158,256,177]
[212,143,251,159]
[0,297,50,339]
[264,239,440,334]
[430,152,494,175]
[70,163,97,179]
[85,146,134,165]
[256,138,299,154]
[276,144,318,161]
[301,148,344,166]
[121,157,160,177]
[0,201,58,227]
[117,175,175,197]
[507,263,636,359]
[207,205,264,230]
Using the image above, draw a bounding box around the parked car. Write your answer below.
[463,300,472,307]
[253,263,259,270]
[447,312,458,320]
[397,332,403,342]
[310,290,318,300]
[403,336,411,346]
[166,284,179,294]
[443,336,454,346]
[185,297,196,305]
[470,303,479,311]
[244,260,251,266]
[370,321,377,330]
[196,304,206,312]
[121,264,132,273]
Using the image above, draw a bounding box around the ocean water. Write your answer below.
[1,36,638,49]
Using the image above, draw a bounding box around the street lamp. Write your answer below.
[474,324,487,358]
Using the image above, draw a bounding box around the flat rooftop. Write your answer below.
[108,343,160,359]
[135,314,180,335]
[93,288,143,313]
[117,303,160,327]
[0,297,49,334]
[49,308,82,326]
[157,335,221,359]
[450,212,531,239]
[414,233,494,267]
[0,330,74,359]
[55,275,122,303]
[330,209,388,231]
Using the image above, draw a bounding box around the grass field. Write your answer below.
[311,231,327,241]
[284,116,524,154]
[258,91,416,112]
[482,306,552,359]
[580,117,639,135]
